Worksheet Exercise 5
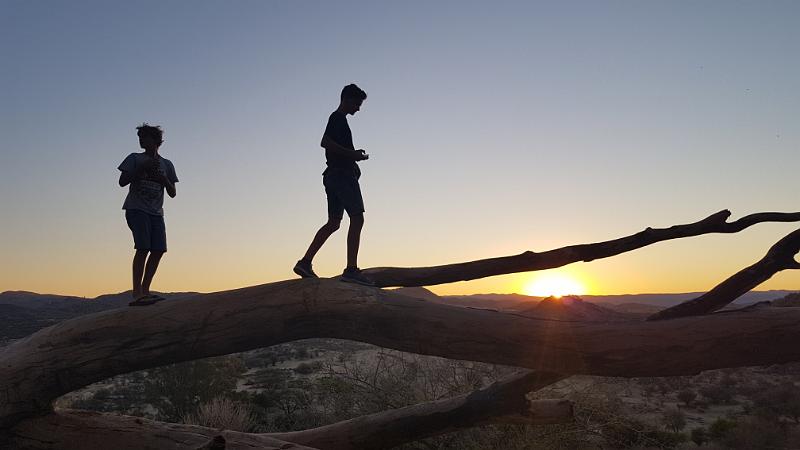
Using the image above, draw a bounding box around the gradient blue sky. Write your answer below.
[2,1,798,297]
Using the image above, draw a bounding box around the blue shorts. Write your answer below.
[323,168,365,220]
[125,209,167,252]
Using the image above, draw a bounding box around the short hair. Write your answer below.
[341,84,367,102]
[136,123,164,146]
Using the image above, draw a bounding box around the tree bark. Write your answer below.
[364,210,800,287]
[648,227,800,321]
[8,372,571,450]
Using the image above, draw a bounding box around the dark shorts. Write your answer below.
[323,168,365,220]
[125,209,167,252]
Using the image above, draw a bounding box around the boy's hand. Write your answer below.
[356,149,369,161]
[138,157,159,179]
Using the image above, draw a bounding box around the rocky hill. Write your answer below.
[516,295,634,322]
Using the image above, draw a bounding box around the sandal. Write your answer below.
[128,294,166,306]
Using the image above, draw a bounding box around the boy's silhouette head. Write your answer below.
[339,84,367,115]
[137,123,164,153]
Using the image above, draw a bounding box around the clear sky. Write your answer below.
[1,1,798,298]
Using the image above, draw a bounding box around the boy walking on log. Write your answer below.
[294,84,374,286]
[118,123,179,306]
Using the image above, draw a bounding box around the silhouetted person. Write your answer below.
[118,123,179,306]
[294,84,374,286]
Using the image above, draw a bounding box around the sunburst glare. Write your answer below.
[523,274,587,298]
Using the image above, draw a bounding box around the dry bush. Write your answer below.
[183,396,256,432]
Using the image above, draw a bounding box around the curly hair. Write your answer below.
[136,123,164,146]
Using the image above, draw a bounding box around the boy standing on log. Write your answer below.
[294,84,374,286]
[118,123,179,306]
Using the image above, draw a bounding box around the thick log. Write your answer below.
[5,277,800,428]
[269,371,570,450]
[8,372,571,450]
[648,228,800,321]
[363,210,800,287]
[7,409,316,450]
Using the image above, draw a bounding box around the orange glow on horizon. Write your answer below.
[523,273,587,298]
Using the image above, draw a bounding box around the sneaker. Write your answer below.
[293,259,318,278]
[341,267,375,287]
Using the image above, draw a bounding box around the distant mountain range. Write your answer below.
[403,289,798,311]
[392,288,643,320]
[2,288,797,343]
[0,290,196,342]
[391,287,798,319]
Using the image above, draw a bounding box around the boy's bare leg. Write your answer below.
[303,218,341,261]
[132,250,148,298]
[346,214,364,268]
[141,251,165,295]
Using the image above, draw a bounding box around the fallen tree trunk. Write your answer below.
[364,210,800,287]
[3,209,798,437]
[7,409,316,450]
[9,372,571,450]
[269,371,570,450]
[4,277,800,428]
[648,227,800,321]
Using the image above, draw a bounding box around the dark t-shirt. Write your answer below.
[324,111,359,173]
[118,153,179,216]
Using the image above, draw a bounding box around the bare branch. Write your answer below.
[364,210,800,287]
[648,227,800,321]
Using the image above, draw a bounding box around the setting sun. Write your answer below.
[523,274,587,298]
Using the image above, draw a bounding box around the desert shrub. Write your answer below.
[720,373,737,388]
[93,388,112,400]
[677,388,696,407]
[567,388,686,449]
[249,378,322,432]
[294,361,323,375]
[403,423,587,450]
[708,417,737,442]
[142,355,247,421]
[69,396,111,412]
[248,368,291,391]
[715,417,786,449]
[183,397,256,432]
[662,407,686,432]
[699,383,734,405]
[752,382,800,423]
[642,384,657,400]
[601,419,686,448]
[657,380,672,396]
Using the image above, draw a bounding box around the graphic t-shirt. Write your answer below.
[324,111,359,173]
[118,153,178,216]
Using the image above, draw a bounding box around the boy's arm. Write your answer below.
[159,175,176,198]
[118,170,136,187]
[157,162,177,198]
[321,134,368,161]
